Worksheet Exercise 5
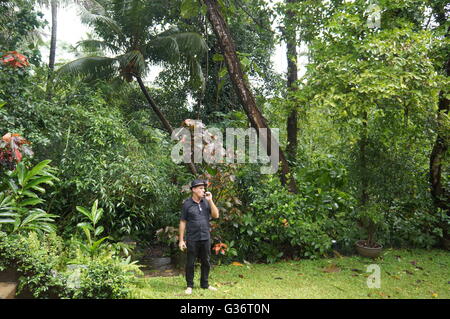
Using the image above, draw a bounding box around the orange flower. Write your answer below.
[212,243,228,255]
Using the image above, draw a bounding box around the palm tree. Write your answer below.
[58,0,207,175]
[37,0,95,97]
[37,0,83,70]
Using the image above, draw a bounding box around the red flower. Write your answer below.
[1,51,30,68]
[212,243,228,255]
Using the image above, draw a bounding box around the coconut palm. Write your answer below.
[37,0,90,70]
[58,0,207,175]
[36,0,59,70]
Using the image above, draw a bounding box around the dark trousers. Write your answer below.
[185,239,211,288]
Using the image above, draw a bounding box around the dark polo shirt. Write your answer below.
[180,197,211,241]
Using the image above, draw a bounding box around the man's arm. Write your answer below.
[209,200,219,219]
[205,192,219,219]
[179,219,187,251]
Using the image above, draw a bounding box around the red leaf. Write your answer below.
[14,149,22,162]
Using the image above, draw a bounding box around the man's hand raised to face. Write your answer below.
[204,191,212,201]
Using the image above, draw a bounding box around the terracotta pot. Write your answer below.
[355,240,383,258]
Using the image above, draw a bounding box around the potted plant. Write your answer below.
[355,203,384,258]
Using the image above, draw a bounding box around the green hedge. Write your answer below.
[0,231,136,299]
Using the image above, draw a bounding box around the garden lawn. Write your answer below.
[131,249,450,299]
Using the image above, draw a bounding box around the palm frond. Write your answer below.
[145,31,208,92]
[76,39,121,55]
[57,56,118,80]
[145,36,181,64]
[171,32,209,59]
[78,2,124,38]
[148,31,208,64]
[77,0,105,14]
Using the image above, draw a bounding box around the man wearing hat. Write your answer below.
[179,179,220,294]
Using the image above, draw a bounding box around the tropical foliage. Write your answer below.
[0,0,448,299]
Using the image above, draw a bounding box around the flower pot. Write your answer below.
[355,240,383,258]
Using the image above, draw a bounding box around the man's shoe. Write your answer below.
[207,286,217,291]
[185,287,193,295]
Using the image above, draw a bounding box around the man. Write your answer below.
[179,179,220,295]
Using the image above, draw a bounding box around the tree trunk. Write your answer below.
[49,0,57,71]
[360,111,369,207]
[203,0,297,193]
[429,1,450,244]
[45,0,58,98]
[429,60,449,212]
[284,0,299,165]
[134,75,198,176]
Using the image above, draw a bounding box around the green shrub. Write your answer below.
[0,231,69,298]
[0,231,141,299]
[239,175,355,262]
[71,259,133,299]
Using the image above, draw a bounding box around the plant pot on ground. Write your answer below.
[355,240,383,258]
[355,204,384,258]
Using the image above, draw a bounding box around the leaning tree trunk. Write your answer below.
[134,75,198,176]
[284,0,299,165]
[203,0,297,193]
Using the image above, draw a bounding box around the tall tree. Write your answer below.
[39,0,95,69]
[37,0,89,95]
[58,0,208,175]
[202,0,298,193]
[282,0,299,165]
[429,1,449,240]
[291,0,443,209]
[48,0,57,70]
[31,0,56,69]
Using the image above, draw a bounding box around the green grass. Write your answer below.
[131,249,450,299]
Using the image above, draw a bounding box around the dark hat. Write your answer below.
[190,179,207,189]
